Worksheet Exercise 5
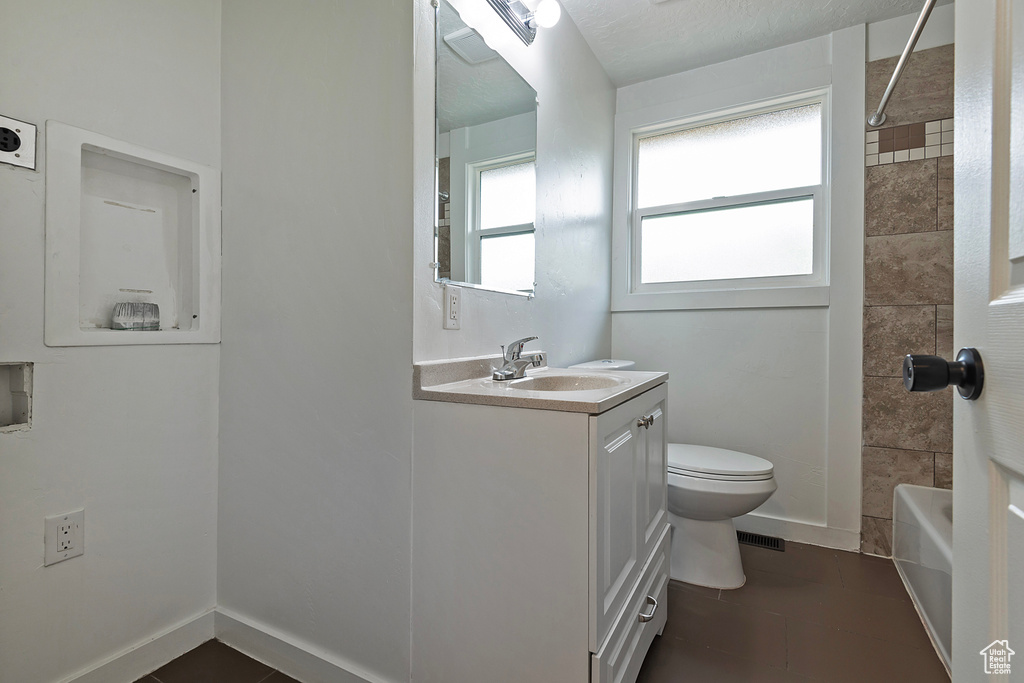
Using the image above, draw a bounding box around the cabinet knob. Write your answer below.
[638,595,658,623]
[636,415,654,429]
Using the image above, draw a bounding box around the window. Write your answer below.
[619,95,829,309]
[640,197,814,283]
[471,155,536,292]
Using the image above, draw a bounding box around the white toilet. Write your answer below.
[666,444,776,589]
[569,359,778,590]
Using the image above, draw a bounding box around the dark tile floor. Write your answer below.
[138,544,948,683]
[133,640,299,683]
[637,541,950,682]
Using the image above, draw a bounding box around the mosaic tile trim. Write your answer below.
[865,118,953,167]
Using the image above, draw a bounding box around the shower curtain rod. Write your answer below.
[867,0,938,127]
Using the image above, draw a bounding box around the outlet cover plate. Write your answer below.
[0,115,36,170]
[444,284,460,330]
[44,509,84,566]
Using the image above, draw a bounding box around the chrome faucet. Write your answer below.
[493,336,545,381]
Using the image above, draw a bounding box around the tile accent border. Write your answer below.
[866,118,953,167]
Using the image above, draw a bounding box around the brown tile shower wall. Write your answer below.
[861,45,954,556]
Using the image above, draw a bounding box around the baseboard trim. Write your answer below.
[61,606,399,683]
[736,514,860,551]
[62,609,215,683]
[214,608,395,683]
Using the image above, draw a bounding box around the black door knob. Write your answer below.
[903,347,984,400]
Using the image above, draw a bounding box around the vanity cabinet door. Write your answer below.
[638,392,668,566]
[589,383,669,653]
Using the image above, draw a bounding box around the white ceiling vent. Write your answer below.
[444,27,498,65]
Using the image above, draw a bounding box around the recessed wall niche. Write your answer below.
[0,363,32,432]
[44,121,221,346]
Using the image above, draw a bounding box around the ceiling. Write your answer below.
[558,0,954,87]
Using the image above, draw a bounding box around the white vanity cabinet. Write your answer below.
[591,386,669,683]
[412,381,669,683]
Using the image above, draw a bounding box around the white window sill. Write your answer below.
[611,285,830,312]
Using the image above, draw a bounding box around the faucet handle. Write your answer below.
[504,336,538,361]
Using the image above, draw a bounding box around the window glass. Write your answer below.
[640,197,814,284]
[480,160,535,230]
[480,232,535,291]
[637,104,821,209]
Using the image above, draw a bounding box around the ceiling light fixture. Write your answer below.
[485,0,561,46]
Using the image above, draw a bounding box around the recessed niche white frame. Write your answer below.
[45,121,221,346]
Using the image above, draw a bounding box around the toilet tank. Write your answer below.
[568,359,636,371]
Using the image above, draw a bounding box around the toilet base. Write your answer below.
[669,513,746,590]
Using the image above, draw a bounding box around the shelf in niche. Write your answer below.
[44,121,221,346]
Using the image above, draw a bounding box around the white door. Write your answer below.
[954,1,1024,680]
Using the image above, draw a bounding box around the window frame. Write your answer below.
[614,89,832,311]
[466,152,536,286]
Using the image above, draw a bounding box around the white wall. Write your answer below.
[611,29,866,549]
[614,309,830,524]
[0,2,221,681]
[413,0,616,366]
[217,2,413,682]
[867,2,955,61]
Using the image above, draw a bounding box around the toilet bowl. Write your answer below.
[667,444,776,589]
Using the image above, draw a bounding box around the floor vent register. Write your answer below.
[736,530,785,552]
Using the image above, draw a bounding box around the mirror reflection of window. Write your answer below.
[476,158,535,291]
[435,0,538,295]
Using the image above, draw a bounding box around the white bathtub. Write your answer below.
[893,484,952,673]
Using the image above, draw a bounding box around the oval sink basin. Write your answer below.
[509,374,626,392]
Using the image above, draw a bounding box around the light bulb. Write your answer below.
[532,0,561,29]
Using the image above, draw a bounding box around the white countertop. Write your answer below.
[413,355,668,414]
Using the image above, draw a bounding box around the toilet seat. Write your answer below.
[667,444,774,482]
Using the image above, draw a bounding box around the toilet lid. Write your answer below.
[667,444,774,480]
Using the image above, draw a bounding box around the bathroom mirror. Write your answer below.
[435,0,538,296]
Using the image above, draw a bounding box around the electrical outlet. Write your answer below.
[44,509,84,566]
[0,114,36,170]
[443,284,461,330]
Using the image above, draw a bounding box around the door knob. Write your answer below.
[903,347,984,400]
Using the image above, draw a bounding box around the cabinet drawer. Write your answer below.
[591,523,670,683]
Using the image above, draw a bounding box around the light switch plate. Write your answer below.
[44,509,84,566]
[0,115,36,170]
